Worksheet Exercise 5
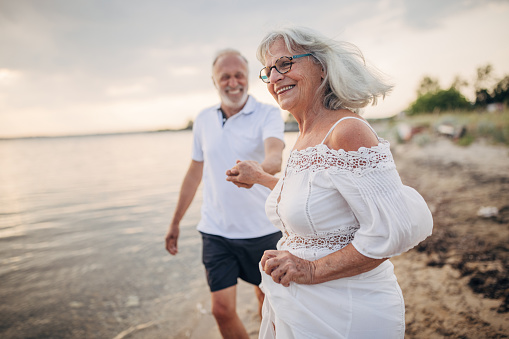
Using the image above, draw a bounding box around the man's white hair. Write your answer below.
[213,48,248,67]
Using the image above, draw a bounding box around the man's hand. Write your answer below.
[165,225,179,255]
[226,160,264,189]
[226,163,254,189]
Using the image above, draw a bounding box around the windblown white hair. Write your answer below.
[256,26,393,113]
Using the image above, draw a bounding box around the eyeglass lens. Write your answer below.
[260,56,293,82]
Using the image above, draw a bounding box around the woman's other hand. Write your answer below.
[261,250,316,287]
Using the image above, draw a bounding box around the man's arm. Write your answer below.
[226,137,285,189]
[165,160,203,255]
[260,137,285,175]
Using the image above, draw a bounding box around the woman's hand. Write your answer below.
[227,159,280,190]
[263,244,387,285]
[261,250,316,287]
[225,163,253,188]
[226,160,264,189]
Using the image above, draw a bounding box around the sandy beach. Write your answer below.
[185,137,509,339]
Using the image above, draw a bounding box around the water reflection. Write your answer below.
[0,131,298,338]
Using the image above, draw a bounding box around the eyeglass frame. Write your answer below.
[259,53,312,83]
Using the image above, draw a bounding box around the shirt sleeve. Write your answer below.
[262,106,285,142]
[326,167,433,259]
[191,117,204,162]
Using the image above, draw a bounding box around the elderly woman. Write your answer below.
[226,26,433,338]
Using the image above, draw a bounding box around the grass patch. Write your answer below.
[386,110,509,146]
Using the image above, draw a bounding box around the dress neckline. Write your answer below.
[290,137,387,155]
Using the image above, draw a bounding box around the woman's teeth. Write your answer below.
[277,85,294,94]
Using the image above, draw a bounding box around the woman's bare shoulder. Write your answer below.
[327,117,379,152]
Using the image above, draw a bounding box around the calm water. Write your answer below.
[0,131,297,338]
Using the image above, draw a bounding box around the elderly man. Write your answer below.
[165,49,285,338]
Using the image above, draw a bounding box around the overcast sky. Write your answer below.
[1,0,508,138]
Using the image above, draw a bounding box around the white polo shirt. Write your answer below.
[192,96,285,239]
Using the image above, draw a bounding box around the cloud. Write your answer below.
[0,0,508,137]
[0,68,22,83]
[400,0,505,29]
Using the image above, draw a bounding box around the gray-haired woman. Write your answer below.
[227,26,433,338]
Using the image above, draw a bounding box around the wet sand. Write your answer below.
[188,138,509,338]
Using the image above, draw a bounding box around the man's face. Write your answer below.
[212,54,249,110]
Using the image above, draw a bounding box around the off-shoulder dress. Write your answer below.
[259,117,433,339]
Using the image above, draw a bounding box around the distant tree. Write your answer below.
[473,64,495,108]
[407,87,471,115]
[451,75,469,92]
[417,76,440,96]
[491,75,509,105]
[408,65,508,114]
[474,88,493,107]
[474,64,494,91]
[184,119,193,130]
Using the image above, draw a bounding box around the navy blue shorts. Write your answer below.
[201,231,282,292]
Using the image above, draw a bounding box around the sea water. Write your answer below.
[0,131,297,338]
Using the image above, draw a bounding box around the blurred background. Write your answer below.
[1,0,508,138]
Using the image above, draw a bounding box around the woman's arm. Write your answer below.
[226,136,284,190]
[260,244,386,287]
[226,160,280,190]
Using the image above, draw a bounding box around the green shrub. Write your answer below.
[408,88,472,115]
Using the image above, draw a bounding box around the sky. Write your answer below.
[1,0,508,138]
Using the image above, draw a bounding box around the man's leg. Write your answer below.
[254,285,264,319]
[211,285,249,339]
[234,232,281,322]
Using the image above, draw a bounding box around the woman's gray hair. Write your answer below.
[256,26,392,113]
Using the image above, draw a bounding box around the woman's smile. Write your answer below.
[276,85,295,95]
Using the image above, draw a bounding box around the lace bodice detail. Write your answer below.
[286,140,395,176]
[270,138,396,255]
[280,225,360,253]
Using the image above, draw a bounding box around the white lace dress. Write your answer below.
[259,117,433,339]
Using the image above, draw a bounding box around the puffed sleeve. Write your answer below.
[326,165,433,259]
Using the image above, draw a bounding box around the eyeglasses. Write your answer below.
[259,53,312,83]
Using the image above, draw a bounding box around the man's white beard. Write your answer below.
[220,87,248,111]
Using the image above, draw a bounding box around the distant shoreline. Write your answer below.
[0,126,305,141]
[0,128,193,141]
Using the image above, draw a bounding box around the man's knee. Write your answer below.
[211,286,237,322]
[211,300,235,321]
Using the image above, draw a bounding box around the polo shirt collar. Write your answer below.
[216,95,255,116]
